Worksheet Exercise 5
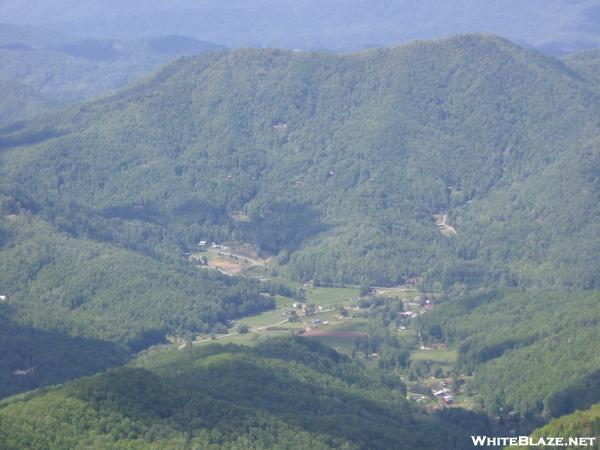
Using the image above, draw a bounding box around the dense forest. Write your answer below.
[0,210,274,397]
[0,78,56,127]
[1,32,600,448]
[418,289,600,419]
[1,36,600,382]
[507,402,600,450]
[0,338,494,450]
[0,213,273,347]
[0,23,225,109]
[0,310,129,399]
[2,35,599,288]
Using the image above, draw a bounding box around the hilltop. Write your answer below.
[0,23,225,114]
[0,338,493,450]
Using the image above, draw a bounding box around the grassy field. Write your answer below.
[410,348,457,368]
[206,329,296,346]
[326,320,369,333]
[192,286,364,350]
[236,287,357,329]
[273,295,294,307]
[236,308,287,328]
[374,287,419,298]
[305,286,358,306]
[188,280,476,409]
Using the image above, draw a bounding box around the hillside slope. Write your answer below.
[2,34,600,404]
[0,23,225,109]
[507,402,600,450]
[0,211,274,398]
[418,289,600,418]
[0,338,493,450]
[0,78,56,127]
[2,35,599,288]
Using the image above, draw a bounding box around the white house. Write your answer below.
[433,388,450,397]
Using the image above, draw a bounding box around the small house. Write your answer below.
[433,388,450,397]
[0,295,7,304]
[198,240,207,247]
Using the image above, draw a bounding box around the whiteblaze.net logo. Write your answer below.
[471,435,597,447]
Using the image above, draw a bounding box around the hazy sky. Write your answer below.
[0,0,598,51]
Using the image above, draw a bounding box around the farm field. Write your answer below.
[190,281,451,366]
[302,326,368,353]
[411,348,458,366]
[192,286,365,352]
[374,286,419,298]
[186,271,474,410]
[305,286,359,306]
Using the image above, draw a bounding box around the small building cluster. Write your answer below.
[432,387,454,406]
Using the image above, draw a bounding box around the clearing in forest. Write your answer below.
[433,213,457,236]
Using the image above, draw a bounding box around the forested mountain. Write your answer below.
[0,312,129,399]
[0,23,225,113]
[507,402,600,450]
[0,338,493,450]
[1,34,600,431]
[2,34,599,288]
[563,49,600,86]
[0,79,56,127]
[0,208,273,397]
[0,213,272,347]
[418,289,600,419]
[0,0,599,52]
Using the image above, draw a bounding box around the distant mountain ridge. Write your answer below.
[0,23,226,116]
[1,0,599,52]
